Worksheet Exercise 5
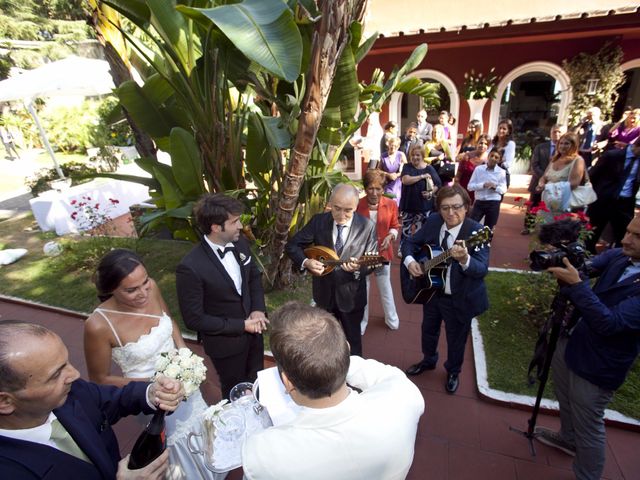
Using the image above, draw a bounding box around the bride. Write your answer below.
[84,249,210,479]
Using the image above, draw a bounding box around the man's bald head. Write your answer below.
[328,183,359,226]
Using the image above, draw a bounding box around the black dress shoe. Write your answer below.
[405,362,436,376]
[445,373,459,393]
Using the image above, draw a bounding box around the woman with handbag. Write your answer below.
[455,134,491,203]
[536,133,589,213]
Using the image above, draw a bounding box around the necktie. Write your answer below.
[441,230,450,251]
[218,246,234,259]
[335,224,345,256]
[550,143,555,157]
[50,418,91,463]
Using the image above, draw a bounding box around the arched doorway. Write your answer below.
[389,69,460,140]
[489,62,571,136]
[614,59,640,121]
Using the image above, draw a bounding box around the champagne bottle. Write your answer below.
[127,410,166,469]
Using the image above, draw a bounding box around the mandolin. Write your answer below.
[303,245,384,276]
[400,226,492,304]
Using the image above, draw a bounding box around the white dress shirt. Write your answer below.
[0,412,59,450]
[204,235,242,295]
[467,164,507,201]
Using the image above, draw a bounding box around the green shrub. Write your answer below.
[89,96,134,147]
[40,101,98,153]
[25,161,98,196]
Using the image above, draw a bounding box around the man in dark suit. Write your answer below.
[0,321,183,479]
[403,184,490,393]
[536,215,640,480]
[176,194,267,399]
[586,137,640,254]
[400,123,424,158]
[285,184,377,357]
[523,124,566,234]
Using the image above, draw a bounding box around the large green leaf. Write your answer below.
[169,127,204,198]
[153,166,182,209]
[178,0,302,82]
[142,73,175,106]
[322,45,358,128]
[262,116,292,149]
[91,172,159,189]
[147,0,202,74]
[116,81,172,139]
[246,112,270,174]
[102,0,150,30]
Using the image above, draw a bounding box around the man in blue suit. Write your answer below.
[535,215,640,480]
[0,321,184,479]
[402,184,490,393]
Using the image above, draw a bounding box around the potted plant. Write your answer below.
[463,68,500,122]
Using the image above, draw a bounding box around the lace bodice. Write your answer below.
[94,308,174,378]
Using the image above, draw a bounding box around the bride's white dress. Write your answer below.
[94,308,213,479]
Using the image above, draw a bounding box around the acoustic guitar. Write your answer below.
[303,245,385,276]
[400,226,492,304]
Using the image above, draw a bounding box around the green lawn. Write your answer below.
[479,271,640,420]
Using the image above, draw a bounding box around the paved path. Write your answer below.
[1,176,638,479]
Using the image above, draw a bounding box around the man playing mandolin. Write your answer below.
[286,184,378,356]
[402,184,490,393]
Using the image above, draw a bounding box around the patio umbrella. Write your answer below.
[0,56,115,179]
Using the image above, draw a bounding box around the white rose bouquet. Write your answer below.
[153,348,207,398]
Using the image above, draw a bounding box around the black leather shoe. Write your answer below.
[445,373,459,393]
[405,362,436,376]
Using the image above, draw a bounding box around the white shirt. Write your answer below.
[242,357,425,480]
[332,217,353,248]
[467,164,507,201]
[0,412,59,450]
[204,235,242,295]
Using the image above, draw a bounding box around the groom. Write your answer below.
[176,193,267,399]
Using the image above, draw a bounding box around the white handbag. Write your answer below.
[570,169,598,208]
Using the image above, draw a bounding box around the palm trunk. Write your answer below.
[267,0,366,286]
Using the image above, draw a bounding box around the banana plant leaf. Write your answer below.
[153,166,183,210]
[322,44,359,128]
[169,127,205,199]
[116,80,173,139]
[178,0,302,82]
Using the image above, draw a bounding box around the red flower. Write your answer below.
[70,212,78,220]
[524,200,533,207]
[79,202,86,207]
[514,196,523,202]
[94,203,100,209]
[585,223,593,231]
[86,196,92,201]
[70,199,77,205]
[109,198,120,204]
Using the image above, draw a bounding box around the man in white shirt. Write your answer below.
[0,320,183,479]
[467,149,508,230]
[242,303,425,480]
[176,194,267,399]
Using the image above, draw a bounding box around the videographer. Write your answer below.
[535,215,640,480]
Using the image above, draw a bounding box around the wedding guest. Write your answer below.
[536,133,586,213]
[604,108,640,151]
[378,121,398,159]
[357,170,401,334]
[399,145,442,247]
[468,149,508,230]
[458,119,482,154]
[490,118,516,188]
[379,136,406,206]
[0,320,184,480]
[242,303,424,480]
[84,249,208,479]
[400,123,423,158]
[416,109,433,143]
[578,107,603,167]
[455,133,491,203]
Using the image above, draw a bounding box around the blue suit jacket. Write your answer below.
[402,214,490,319]
[0,379,152,479]
[562,248,640,391]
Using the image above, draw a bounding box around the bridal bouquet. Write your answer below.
[154,348,207,398]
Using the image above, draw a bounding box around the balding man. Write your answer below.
[0,321,184,480]
[286,184,377,356]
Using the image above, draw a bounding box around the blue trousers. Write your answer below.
[421,294,472,374]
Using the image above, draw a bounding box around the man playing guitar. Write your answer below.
[402,184,490,393]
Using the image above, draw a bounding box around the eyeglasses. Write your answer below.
[439,204,464,212]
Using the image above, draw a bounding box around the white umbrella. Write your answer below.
[0,56,115,179]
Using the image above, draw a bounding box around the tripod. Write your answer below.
[510,288,573,456]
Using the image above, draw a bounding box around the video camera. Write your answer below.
[529,219,588,272]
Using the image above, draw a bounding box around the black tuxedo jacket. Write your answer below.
[0,379,151,480]
[589,147,640,202]
[401,214,490,320]
[528,141,552,193]
[176,236,266,359]
[285,212,377,313]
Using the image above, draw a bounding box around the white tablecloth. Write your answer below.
[29,178,149,235]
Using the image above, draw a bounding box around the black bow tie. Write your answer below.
[217,246,234,259]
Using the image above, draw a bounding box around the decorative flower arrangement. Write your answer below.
[69,196,120,235]
[154,348,207,398]
[513,197,593,243]
[463,68,500,100]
